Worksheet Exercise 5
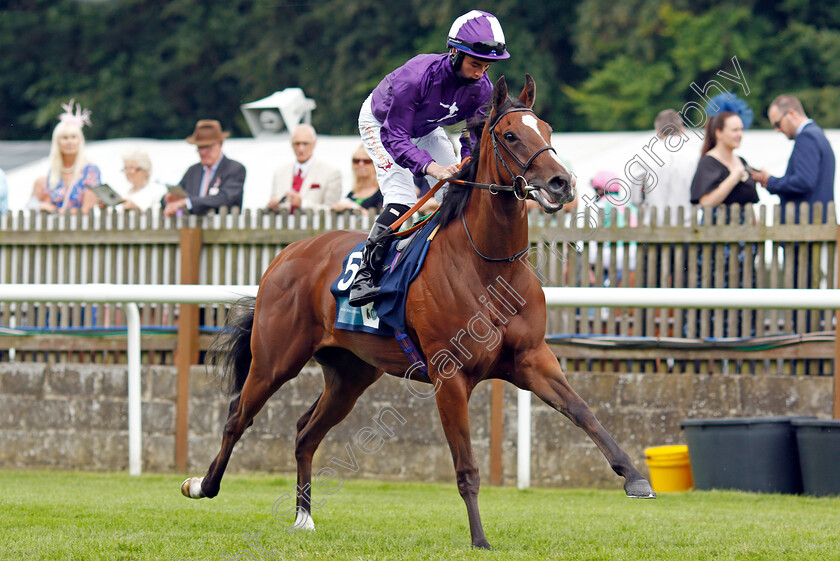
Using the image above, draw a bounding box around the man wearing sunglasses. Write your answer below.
[350,9,509,306]
[750,95,835,224]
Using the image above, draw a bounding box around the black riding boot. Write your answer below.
[348,222,396,307]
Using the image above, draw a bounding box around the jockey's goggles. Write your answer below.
[450,39,507,58]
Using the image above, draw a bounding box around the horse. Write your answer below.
[181,74,655,550]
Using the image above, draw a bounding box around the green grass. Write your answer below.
[1,470,839,561]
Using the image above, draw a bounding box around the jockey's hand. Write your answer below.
[426,161,460,181]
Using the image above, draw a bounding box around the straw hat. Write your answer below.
[186,119,230,146]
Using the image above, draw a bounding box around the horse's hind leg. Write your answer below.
[287,350,380,531]
[515,345,655,498]
[182,320,315,500]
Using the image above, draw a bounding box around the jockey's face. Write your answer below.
[459,54,492,82]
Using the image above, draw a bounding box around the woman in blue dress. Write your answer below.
[31,100,101,214]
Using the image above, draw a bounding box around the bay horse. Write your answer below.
[182,74,655,549]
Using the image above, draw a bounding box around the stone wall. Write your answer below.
[0,363,833,487]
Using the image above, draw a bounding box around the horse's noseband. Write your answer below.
[489,107,557,198]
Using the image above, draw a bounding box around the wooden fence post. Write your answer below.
[489,379,504,485]
[176,227,202,472]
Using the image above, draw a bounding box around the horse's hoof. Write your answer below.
[293,510,315,531]
[625,479,656,498]
[181,477,206,499]
[472,539,492,550]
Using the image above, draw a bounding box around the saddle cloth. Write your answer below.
[330,214,441,335]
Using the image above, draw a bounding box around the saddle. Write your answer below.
[330,213,442,336]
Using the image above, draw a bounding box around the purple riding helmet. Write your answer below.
[447,10,510,65]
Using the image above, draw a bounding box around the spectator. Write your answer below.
[689,111,758,218]
[31,99,101,214]
[642,109,697,225]
[88,148,166,211]
[268,124,342,213]
[332,145,383,214]
[349,9,510,306]
[750,95,836,223]
[0,168,7,215]
[691,110,758,338]
[163,120,245,217]
[120,149,167,211]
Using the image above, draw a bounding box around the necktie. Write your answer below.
[292,169,303,193]
[290,169,304,212]
[199,169,212,197]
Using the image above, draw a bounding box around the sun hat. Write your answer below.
[591,170,621,193]
[186,120,230,146]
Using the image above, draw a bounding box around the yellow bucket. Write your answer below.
[644,444,694,492]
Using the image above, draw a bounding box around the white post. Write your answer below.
[517,388,531,490]
[125,303,142,476]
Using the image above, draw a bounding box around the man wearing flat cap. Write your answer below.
[163,120,246,216]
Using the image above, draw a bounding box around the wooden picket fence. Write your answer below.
[0,202,836,375]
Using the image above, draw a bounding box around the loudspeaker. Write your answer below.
[240,88,317,137]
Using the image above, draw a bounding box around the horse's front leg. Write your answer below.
[433,373,491,549]
[514,344,655,498]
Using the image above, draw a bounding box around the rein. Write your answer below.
[461,214,529,263]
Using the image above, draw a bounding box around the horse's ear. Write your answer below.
[492,75,508,114]
[519,74,536,108]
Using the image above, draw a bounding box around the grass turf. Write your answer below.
[1,470,838,560]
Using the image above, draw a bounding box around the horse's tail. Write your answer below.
[209,297,256,395]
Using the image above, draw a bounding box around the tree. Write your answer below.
[565,2,767,130]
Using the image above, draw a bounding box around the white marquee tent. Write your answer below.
[5,129,839,219]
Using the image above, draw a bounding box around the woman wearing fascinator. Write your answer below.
[30,99,101,214]
[689,93,759,223]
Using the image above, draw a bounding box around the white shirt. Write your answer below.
[294,159,314,178]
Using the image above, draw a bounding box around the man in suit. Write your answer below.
[751,95,835,224]
[267,124,341,212]
[163,120,246,217]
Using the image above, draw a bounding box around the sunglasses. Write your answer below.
[772,112,788,130]
[352,158,373,165]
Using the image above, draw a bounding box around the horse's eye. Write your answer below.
[503,132,516,142]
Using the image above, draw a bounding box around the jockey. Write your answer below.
[349,9,510,307]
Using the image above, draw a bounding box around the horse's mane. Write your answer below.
[436,95,526,227]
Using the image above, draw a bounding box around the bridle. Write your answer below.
[449,106,559,201]
[397,105,564,261]
[457,105,557,262]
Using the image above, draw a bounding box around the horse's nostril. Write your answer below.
[550,177,568,193]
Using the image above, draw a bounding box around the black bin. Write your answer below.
[680,416,812,494]
[792,419,840,496]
